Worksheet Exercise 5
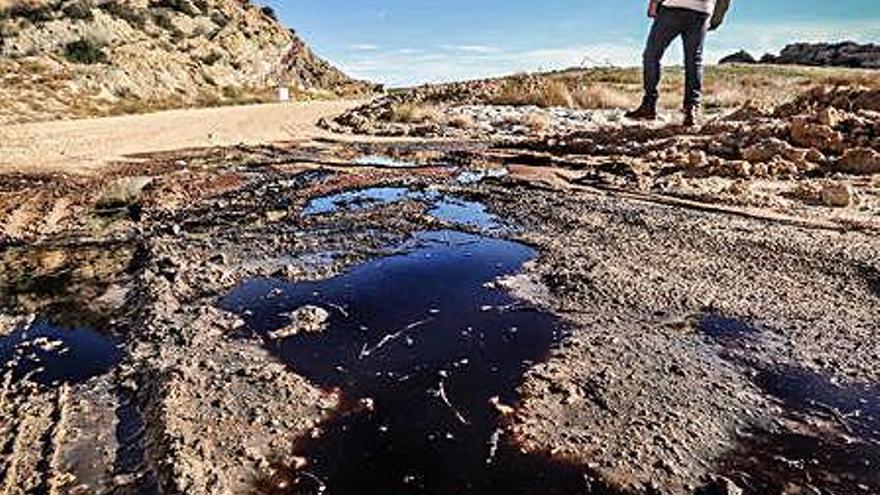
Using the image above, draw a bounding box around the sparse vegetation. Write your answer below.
[100,1,148,27]
[389,102,440,124]
[502,111,551,133]
[64,38,107,64]
[0,18,21,37]
[154,0,200,16]
[484,65,880,111]
[4,2,54,23]
[199,50,222,66]
[62,0,94,20]
[260,5,276,21]
[446,113,474,130]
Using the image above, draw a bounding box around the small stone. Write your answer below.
[268,305,330,339]
[688,150,707,168]
[817,107,842,127]
[489,396,516,416]
[820,182,854,208]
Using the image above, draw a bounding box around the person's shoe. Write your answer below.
[625,104,657,121]
[683,106,702,128]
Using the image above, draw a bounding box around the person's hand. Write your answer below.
[648,0,659,18]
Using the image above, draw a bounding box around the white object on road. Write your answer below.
[277,86,290,102]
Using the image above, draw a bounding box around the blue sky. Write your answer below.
[262,0,880,86]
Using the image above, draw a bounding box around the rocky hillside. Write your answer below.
[721,41,880,69]
[0,0,376,124]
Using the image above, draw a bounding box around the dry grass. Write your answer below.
[485,64,880,111]
[520,111,551,133]
[502,111,551,134]
[446,113,475,129]
[571,84,636,109]
[389,102,441,124]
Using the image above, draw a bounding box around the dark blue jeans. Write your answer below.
[642,6,710,109]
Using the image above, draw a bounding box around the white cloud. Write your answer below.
[337,18,880,87]
[339,42,642,87]
[347,44,380,51]
[440,45,502,54]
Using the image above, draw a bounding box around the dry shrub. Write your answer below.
[446,113,474,129]
[521,111,551,133]
[502,111,551,134]
[537,80,575,107]
[571,84,635,109]
[390,102,439,124]
[492,77,573,108]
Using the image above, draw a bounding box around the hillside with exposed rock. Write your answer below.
[721,41,880,69]
[0,0,377,124]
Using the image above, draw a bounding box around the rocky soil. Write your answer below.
[0,0,377,124]
[0,82,878,495]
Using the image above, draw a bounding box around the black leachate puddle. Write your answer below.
[301,188,502,232]
[222,230,596,495]
[700,314,880,494]
[0,319,122,387]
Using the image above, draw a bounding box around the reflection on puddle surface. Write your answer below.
[456,168,509,185]
[700,314,880,494]
[352,155,419,168]
[223,231,591,494]
[720,366,880,495]
[301,187,413,216]
[429,197,502,231]
[303,188,502,231]
[0,319,123,386]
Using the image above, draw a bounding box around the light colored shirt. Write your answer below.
[662,0,717,14]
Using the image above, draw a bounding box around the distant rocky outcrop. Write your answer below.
[720,41,880,69]
[0,0,377,124]
[718,50,756,65]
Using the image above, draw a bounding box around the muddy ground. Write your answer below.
[1,85,879,495]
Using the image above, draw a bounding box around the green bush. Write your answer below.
[8,3,55,23]
[154,0,199,16]
[0,19,20,38]
[100,1,148,27]
[64,38,108,64]
[260,6,276,21]
[200,50,222,66]
[63,0,94,20]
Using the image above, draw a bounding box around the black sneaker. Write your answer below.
[683,106,702,128]
[625,104,657,121]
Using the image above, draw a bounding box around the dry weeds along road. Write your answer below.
[0,131,877,495]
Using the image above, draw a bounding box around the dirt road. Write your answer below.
[0,100,362,175]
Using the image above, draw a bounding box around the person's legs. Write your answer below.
[640,8,681,110]
[681,11,710,111]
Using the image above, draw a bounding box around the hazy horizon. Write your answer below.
[260,1,879,87]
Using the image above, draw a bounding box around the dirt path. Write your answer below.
[0,100,365,176]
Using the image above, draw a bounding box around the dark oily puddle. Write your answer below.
[699,314,880,494]
[0,243,138,386]
[223,230,596,494]
[302,187,503,231]
[0,317,123,387]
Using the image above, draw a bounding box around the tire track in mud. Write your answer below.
[0,386,66,495]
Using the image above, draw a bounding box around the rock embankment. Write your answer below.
[0,0,377,124]
[721,41,880,69]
